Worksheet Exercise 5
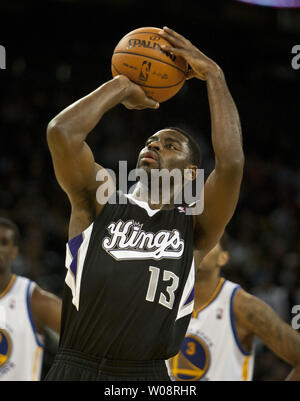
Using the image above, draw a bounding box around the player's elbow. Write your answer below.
[47,118,65,139]
[216,155,245,176]
[46,119,71,152]
[229,155,245,171]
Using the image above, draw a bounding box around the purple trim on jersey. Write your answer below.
[184,286,194,306]
[68,233,83,279]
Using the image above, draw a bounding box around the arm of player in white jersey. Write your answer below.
[234,288,300,381]
[30,285,62,335]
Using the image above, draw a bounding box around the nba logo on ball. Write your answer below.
[170,334,210,381]
[139,61,151,82]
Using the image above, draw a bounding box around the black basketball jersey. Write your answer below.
[60,192,195,361]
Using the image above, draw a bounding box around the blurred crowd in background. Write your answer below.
[1,0,300,380]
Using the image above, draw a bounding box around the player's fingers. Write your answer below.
[160,27,190,47]
[160,44,187,57]
[159,32,184,49]
[144,98,160,109]
[185,69,196,80]
[162,26,183,40]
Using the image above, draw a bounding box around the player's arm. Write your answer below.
[159,27,244,257]
[234,288,300,381]
[30,285,62,334]
[47,75,159,237]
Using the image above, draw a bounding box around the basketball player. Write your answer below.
[168,235,300,381]
[45,27,244,381]
[0,218,62,381]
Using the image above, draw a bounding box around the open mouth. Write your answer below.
[141,151,158,163]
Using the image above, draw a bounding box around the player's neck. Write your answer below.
[0,269,13,294]
[194,268,222,310]
[131,182,177,210]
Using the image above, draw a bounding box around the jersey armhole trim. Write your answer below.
[26,282,44,348]
[230,286,252,356]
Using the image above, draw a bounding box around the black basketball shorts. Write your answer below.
[44,348,171,381]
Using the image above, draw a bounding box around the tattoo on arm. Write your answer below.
[235,289,300,367]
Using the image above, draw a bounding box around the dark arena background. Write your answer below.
[1,0,300,381]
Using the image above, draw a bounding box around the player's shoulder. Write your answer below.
[232,286,265,324]
[219,278,241,298]
[215,279,247,311]
[5,274,36,301]
[232,286,255,304]
[223,278,240,290]
[12,274,33,289]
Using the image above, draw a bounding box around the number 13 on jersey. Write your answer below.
[146,266,179,310]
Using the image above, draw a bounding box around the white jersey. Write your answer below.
[168,278,254,381]
[0,274,44,381]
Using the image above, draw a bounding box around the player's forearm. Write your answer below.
[206,69,244,171]
[47,75,129,143]
[46,295,62,334]
[285,366,300,381]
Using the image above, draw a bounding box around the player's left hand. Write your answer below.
[159,26,221,81]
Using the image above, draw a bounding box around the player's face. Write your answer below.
[137,129,192,173]
[0,227,18,273]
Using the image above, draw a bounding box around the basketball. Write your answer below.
[111,27,188,103]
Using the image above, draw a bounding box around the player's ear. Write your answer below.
[218,251,229,267]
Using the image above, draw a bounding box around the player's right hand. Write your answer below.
[117,75,160,110]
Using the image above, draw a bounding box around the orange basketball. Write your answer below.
[111,27,188,103]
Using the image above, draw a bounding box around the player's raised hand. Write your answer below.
[117,75,160,110]
[158,26,221,81]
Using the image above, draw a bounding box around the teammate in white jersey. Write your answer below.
[168,235,300,381]
[0,218,62,381]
